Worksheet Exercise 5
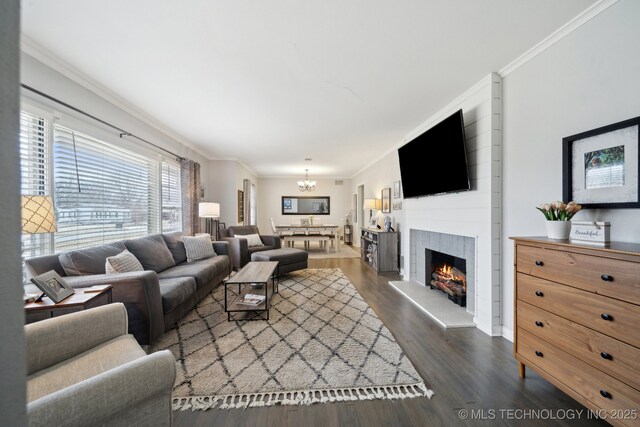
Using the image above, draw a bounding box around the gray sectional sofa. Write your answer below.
[25,232,231,345]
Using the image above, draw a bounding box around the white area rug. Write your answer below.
[151,268,433,410]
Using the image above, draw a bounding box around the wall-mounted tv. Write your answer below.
[398,109,470,198]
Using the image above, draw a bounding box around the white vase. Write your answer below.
[546,220,571,240]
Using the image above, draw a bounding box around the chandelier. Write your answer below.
[297,169,316,192]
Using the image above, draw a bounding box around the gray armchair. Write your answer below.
[26,303,176,427]
[221,225,281,270]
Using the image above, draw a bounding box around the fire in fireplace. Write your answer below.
[426,249,467,307]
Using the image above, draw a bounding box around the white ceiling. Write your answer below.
[21,0,596,178]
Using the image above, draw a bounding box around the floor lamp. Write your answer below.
[199,202,221,240]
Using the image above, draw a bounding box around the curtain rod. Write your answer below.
[20,83,185,161]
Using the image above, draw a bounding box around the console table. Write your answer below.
[361,228,398,274]
[511,237,640,426]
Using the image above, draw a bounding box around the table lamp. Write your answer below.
[199,202,221,240]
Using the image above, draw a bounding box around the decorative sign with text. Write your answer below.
[570,221,610,245]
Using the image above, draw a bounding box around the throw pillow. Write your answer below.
[182,234,217,262]
[124,234,176,272]
[105,250,144,274]
[234,233,264,247]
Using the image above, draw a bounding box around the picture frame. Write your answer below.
[393,181,401,199]
[369,216,378,228]
[237,190,244,222]
[30,270,75,303]
[563,116,640,209]
[381,188,391,213]
[392,201,402,211]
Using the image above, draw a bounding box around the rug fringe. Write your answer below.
[172,382,434,411]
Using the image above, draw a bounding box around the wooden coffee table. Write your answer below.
[25,285,113,324]
[224,261,278,321]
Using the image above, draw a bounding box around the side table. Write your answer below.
[25,285,113,324]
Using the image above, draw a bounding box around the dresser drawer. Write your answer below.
[517,301,640,391]
[517,273,640,348]
[517,244,640,306]
[517,328,640,425]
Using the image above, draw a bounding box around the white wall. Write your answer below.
[206,160,257,229]
[501,0,640,340]
[0,0,27,423]
[20,53,210,183]
[259,177,352,234]
[351,151,405,250]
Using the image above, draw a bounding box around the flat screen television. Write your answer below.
[398,109,470,198]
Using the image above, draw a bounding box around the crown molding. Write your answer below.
[20,36,214,159]
[498,0,618,77]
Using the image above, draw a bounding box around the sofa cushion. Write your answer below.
[105,250,144,274]
[161,232,187,264]
[224,225,259,237]
[182,235,217,262]
[27,334,145,402]
[247,245,277,256]
[124,234,176,273]
[59,242,127,276]
[158,277,197,313]
[157,256,227,289]
[233,233,264,247]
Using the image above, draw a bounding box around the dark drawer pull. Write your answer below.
[600,352,613,360]
[535,291,544,297]
[600,390,612,399]
[535,321,544,327]
[535,351,543,357]
[601,314,613,321]
[601,274,613,282]
[535,260,544,266]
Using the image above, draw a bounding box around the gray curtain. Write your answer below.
[180,159,201,235]
[242,179,252,226]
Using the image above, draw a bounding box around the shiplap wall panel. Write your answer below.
[403,73,502,336]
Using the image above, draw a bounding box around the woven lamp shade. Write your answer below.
[22,195,57,234]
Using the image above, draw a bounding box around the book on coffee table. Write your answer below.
[237,294,266,306]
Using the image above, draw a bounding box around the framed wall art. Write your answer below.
[393,181,401,199]
[237,190,244,223]
[381,188,391,213]
[563,116,640,209]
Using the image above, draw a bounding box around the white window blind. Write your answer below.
[161,161,182,232]
[53,125,160,252]
[20,111,52,258]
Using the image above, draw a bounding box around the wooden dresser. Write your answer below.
[512,237,640,426]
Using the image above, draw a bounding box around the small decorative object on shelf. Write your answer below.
[536,200,582,239]
[570,221,611,246]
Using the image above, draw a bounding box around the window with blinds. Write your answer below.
[19,108,184,258]
[20,111,52,258]
[161,161,182,232]
[53,125,161,252]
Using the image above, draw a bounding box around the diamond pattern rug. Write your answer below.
[150,268,433,410]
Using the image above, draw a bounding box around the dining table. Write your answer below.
[274,224,340,251]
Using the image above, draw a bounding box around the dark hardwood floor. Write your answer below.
[173,258,607,426]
